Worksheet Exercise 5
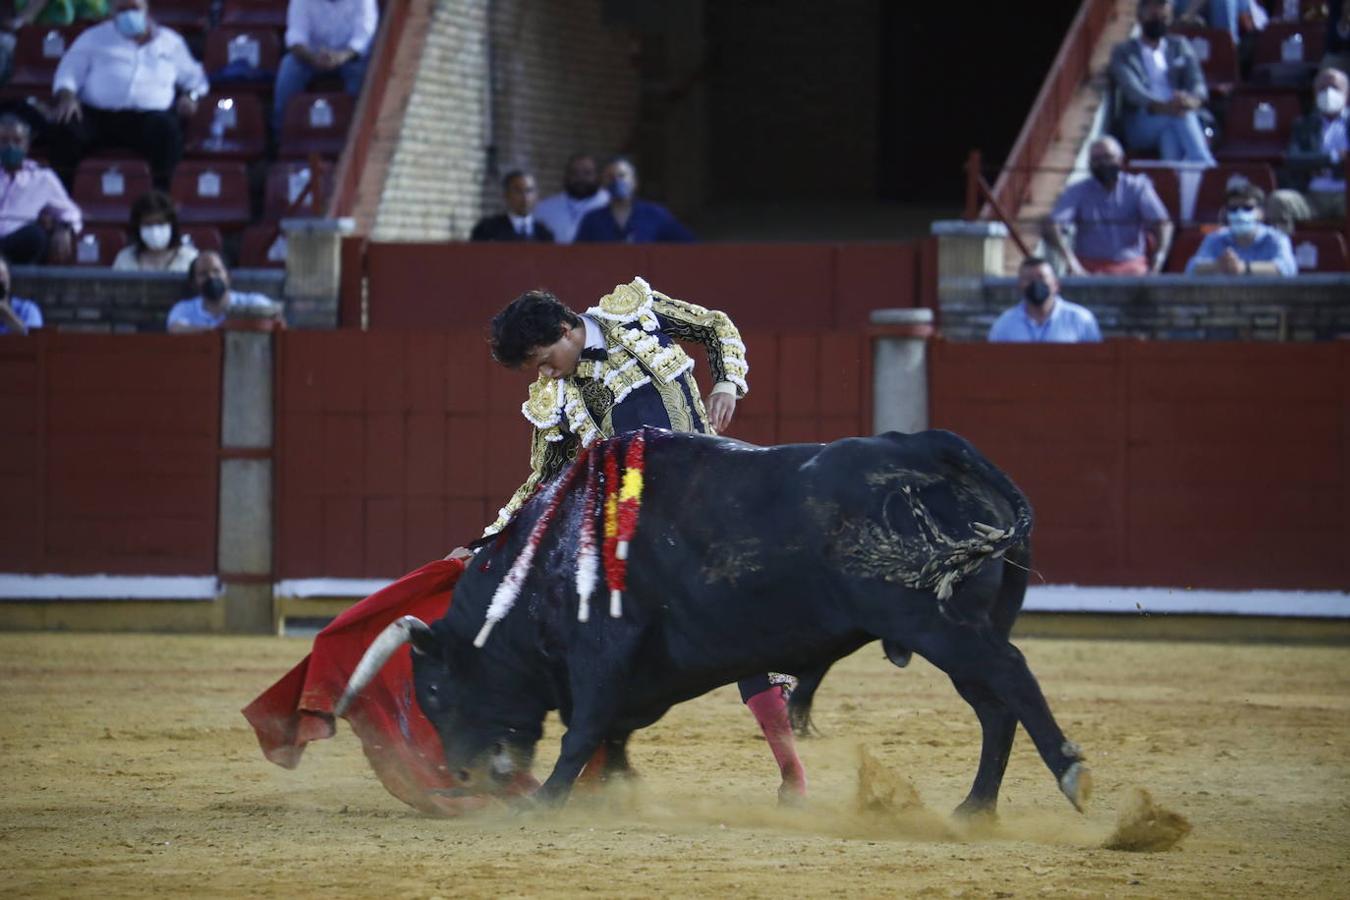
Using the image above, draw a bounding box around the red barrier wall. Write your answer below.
[362,241,935,332]
[274,329,870,579]
[0,334,221,574]
[930,341,1350,591]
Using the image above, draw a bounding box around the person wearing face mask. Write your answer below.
[988,257,1103,343]
[112,190,197,272]
[1043,136,1174,275]
[575,156,694,244]
[1266,67,1349,232]
[0,114,81,265]
[533,153,611,245]
[47,0,208,191]
[1185,183,1297,276]
[0,256,43,335]
[1108,0,1216,166]
[166,250,282,332]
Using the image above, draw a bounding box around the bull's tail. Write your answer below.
[333,615,433,718]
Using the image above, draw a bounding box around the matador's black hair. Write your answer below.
[489,290,582,368]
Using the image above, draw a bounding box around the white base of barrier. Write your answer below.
[0,575,220,601]
[1023,585,1348,618]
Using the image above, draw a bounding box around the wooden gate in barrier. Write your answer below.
[930,341,1350,590]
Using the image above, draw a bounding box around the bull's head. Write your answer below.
[334,615,544,799]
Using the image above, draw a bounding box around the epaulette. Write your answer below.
[589,276,655,324]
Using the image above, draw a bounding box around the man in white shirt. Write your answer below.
[49,0,209,190]
[273,0,378,133]
[469,170,555,242]
[532,153,611,245]
[167,251,283,332]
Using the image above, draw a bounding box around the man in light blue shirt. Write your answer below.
[0,257,42,335]
[167,251,282,332]
[988,257,1104,343]
[1184,183,1297,276]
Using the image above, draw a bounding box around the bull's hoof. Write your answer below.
[952,798,997,823]
[778,780,808,807]
[1059,761,1092,813]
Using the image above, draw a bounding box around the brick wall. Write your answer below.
[938,275,1350,342]
[369,0,642,241]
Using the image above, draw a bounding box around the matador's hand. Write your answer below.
[706,393,736,433]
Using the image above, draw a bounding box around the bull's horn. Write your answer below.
[333,615,430,718]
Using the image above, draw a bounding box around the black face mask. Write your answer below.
[1090,162,1121,186]
[0,280,8,299]
[565,180,598,200]
[202,276,227,302]
[1141,18,1168,40]
[1024,280,1052,306]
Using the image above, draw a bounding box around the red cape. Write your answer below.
[242,558,533,815]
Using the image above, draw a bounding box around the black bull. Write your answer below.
[338,428,1090,815]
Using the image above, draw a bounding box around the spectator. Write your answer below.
[1109,0,1216,166]
[273,0,377,133]
[1327,0,1350,74]
[0,114,80,264]
[0,256,41,334]
[48,0,208,190]
[1266,67,1348,231]
[575,157,694,244]
[1177,0,1265,43]
[469,170,555,242]
[532,153,610,245]
[1043,136,1174,275]
[988,257,1103,343]
[167,250,281,332]
[6,0,107,28]
[1185,183,1297,275]
[112,189,197,272]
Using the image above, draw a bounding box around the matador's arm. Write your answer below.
[482,427,579,538]
[650,291,749,397]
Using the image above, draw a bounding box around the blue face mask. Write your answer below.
[609,178,634,201]
[114,9,147,37]
[1227,208,1258,236]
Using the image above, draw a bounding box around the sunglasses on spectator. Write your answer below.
[1226,204,1257,213]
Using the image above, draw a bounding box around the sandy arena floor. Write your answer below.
[1,632,1347,898]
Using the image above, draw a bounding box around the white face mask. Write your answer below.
[1317,86,1347,116]
[140,223,173,251]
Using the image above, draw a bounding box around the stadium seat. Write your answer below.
[1171,26,1238,93]
[184,93,267,159]
[1290,231,1349,273]
[72,225,128,266]
[181,225,224,255]
[262,160,334,220]
[1251,23,1325,86]
[1164,227,1209,272]
[1216,92,1301,163]
[278,93,354,158]
[239,222,286,268]
[1193,162,1277,223]
[170,161,251,227]
[221,0,288,29]
[7,25,86,88]
[1126,164,1181,221]
[203,27,282,83]
[71,159,153,225]
[153,0,212,33]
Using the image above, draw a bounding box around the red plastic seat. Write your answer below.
[262,160,334,220]
[239,222,286,267]
[1171,26,1238,92]
[1164,227,1210,273]
[1125,164,1181,221]
[71,159,153,225]
[203,26,282,78]
[1251,22,1325,85]
[8,25,87,89]
[1216,92,1301,163]
[278,92,353,159]
[184,93,267,159]
[72,225,128,266]
[221,0,288,29]
[153,0,213,33]
[170,161,251,227]
[181,225,224,255]
[1290,231,1349,273]
[1193,162,1278,223]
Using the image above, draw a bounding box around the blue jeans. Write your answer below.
[272,51,369,132]
[1124,109,1217,166]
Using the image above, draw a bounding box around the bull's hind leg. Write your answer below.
[949,677,1017,818]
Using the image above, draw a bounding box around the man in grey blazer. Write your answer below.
[1109,0,1217,165]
